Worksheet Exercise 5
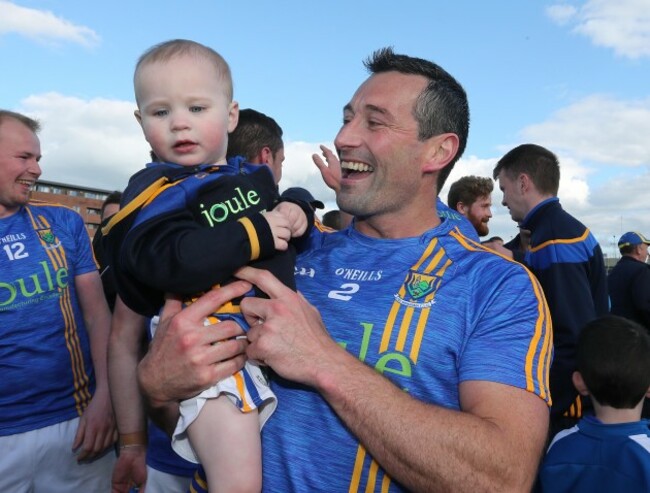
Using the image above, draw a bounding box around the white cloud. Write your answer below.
[0,0,99,47]
[14,92,336,206]
[520,95,650,166]
[17,92,147,190]
[547,0,650,59]
[546,4,577,25]
[486,91,650,249]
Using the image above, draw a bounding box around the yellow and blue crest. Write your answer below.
[405,271,441,301]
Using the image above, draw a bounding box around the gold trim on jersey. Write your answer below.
[449,228,552,402]
[25,205,92,415]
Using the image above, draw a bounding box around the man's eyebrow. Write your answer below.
[343,103,392,118]
[365,104,390,116]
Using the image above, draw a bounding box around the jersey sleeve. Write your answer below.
[65,207,98,276]
[122,201,276,296]
[459,260,552,404]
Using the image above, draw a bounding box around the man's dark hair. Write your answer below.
[227,109,283,161]
[447,175,493,212]
[322,210,342,230]
[577,315,650,409]
[493,144,560,196]
[364,47,470,191]
[0,110,40,133]
[101,191,122,218]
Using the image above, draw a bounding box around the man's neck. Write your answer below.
[354,207,441,239]
[0,205,20,219]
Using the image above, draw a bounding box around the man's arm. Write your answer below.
[73,270,117,461]
[108,297,148,492]
[239,267,549,493]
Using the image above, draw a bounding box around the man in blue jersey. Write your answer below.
[487,143,608,435]
[138,48,553,492]
[0,110,116,491]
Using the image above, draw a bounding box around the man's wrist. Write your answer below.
[119,431,147,448]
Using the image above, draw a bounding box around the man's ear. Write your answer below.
[572,371,590,396]
[422,133,459,173]
[519,173,533,194]
[258,146,273,165]
[228,101,239,133]
[457,202,468,216]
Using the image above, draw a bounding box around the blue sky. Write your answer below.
[1,0,649,256]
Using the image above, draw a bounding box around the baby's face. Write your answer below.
[134,54,237,166]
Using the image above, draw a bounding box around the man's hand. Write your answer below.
[111,446,147,493]
[73,385,117,462]
[313,144,341,193]
[137,284,251,405]
[237,266,342,386]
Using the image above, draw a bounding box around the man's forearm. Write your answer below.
[314,348,546,492]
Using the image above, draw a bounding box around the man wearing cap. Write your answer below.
[282,187,324,211]
[608,232,650,330]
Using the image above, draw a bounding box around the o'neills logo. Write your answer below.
[394,271,441,308]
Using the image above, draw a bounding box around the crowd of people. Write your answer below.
[1,38,649,493]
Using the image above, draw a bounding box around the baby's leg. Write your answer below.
[187,395,262,493]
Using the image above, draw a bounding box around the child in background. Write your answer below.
[538,315,650,492]
[105,39,311,493]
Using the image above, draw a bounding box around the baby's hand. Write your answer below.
[274,202,308,237]
[262,209,292,251]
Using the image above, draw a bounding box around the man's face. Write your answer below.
[333,71,434,222]
[102,202,120,221]
[267,147,285,185]
[638,243,649,262]
[134,55,238,167]
[0,118,42,218]
[462,194,492,237]
[497,171,527,223]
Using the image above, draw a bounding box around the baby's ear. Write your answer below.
[572,371,590,396]
[228,101,239,133]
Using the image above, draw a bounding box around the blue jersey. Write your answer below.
[539,416,650,492]
[261,217,552,492]
[0,203,98,435]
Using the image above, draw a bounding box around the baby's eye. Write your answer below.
[153,109,168,117]
[190,106,205,113]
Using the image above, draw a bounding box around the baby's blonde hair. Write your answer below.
[134,39,233,104]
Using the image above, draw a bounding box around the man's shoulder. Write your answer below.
[535,206,589,239]
[25,200,84,224]
[610,256,650,279]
